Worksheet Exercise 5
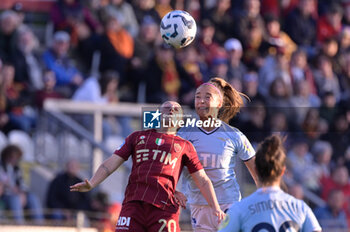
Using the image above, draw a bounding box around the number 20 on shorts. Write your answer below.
[158,219,177,232]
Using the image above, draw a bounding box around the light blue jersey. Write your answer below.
[219,186,322,232]
[177,122,255,205]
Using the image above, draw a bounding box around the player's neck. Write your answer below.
[199,116,220,132]
[261,180,282,188]
[157,127,177,135]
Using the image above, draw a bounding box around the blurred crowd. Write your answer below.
[0,0,349,230]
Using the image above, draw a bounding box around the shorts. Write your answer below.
[115,201,180,232]
[190,203,232,232]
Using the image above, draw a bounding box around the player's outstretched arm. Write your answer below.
[70,154,125,192]
[190,169,225,223]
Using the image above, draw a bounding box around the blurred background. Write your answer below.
[0,0,349,231]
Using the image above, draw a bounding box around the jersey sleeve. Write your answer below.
[237,132,256,161]
[182,141,203,174]
[218,204,240,232]
[113,132,137,160]
[302,203,322,232]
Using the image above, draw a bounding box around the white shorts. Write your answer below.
[190,203,232,232]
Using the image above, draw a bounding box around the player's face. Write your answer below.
[195,85,222,119]
[160,101,183,128]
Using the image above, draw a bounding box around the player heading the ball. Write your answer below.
[70,101,225,232]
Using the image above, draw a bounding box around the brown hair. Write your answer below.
[255,135,286,184]
[0,145,22,169]
[208,77,246,123]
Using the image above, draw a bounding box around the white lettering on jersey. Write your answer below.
[136,149,178,168]
[199,153,227,168]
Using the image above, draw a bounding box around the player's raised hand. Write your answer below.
[70,179,93,192]
[213,208,226,224]
[174,190,187,209]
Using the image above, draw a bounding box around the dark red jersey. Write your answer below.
[114,129,202,213]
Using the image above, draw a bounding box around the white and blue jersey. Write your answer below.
[177,121,255,205]
[218,186,322,232]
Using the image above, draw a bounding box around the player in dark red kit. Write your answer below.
[70,101,225,232]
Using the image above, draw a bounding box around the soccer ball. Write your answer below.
[160,10,197,49]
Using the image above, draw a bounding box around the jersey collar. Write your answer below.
[257,186,282,194]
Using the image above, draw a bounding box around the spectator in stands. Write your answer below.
[301,108,324,143]
[0,59,12,134]
[319,91,338,125]
[240,100,269,147]
[102,0,139,37]
[338,27,350,56]
[42,31,84,98]
[50,0,102,46]
[317,38,342,76]
[242,71,265,103]
[1,63,36,133]
[317,3,343,43]
[210,56,229,81]
[288,183,305,200]
[144,43,193,103]
[322,113,350,163]
[267,78,293,109]
[0,145,43,224]
[312,141,333,181]
[154,0,173,19]
[0,11,20,63]
[260,14,297,59]
[129,16,159,101]
[35,70,63,110]
[241,18,265,69]
[342,2,350,26]
[234,0,264,45]
[287,138,320,191]
[313,56,341,101]
[339,52,350,98]
[314,189,349,230]
[344,146,350,175]
[291,80,321,124]
[46,159,92,220]
[284,0,317,56]
[258,50,291,97]
[131,16,159,71]
[73,70,132,138]
[98,10,133,79]
[290,49,317,95]
[202,0,234,44]
[13,26,43,90]
[320,166,350,209]
[260,0,280,18]
[268,111,289,135]
[11,3,25,27]
[178,45,209,105]
[197,19,221,66]
[224,38,247,81]
[133,0,160,24]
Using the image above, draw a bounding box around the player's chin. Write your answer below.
[196,109,209,117]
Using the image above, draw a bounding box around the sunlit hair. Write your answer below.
[255,135,286,184]
[207,77,247,123]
